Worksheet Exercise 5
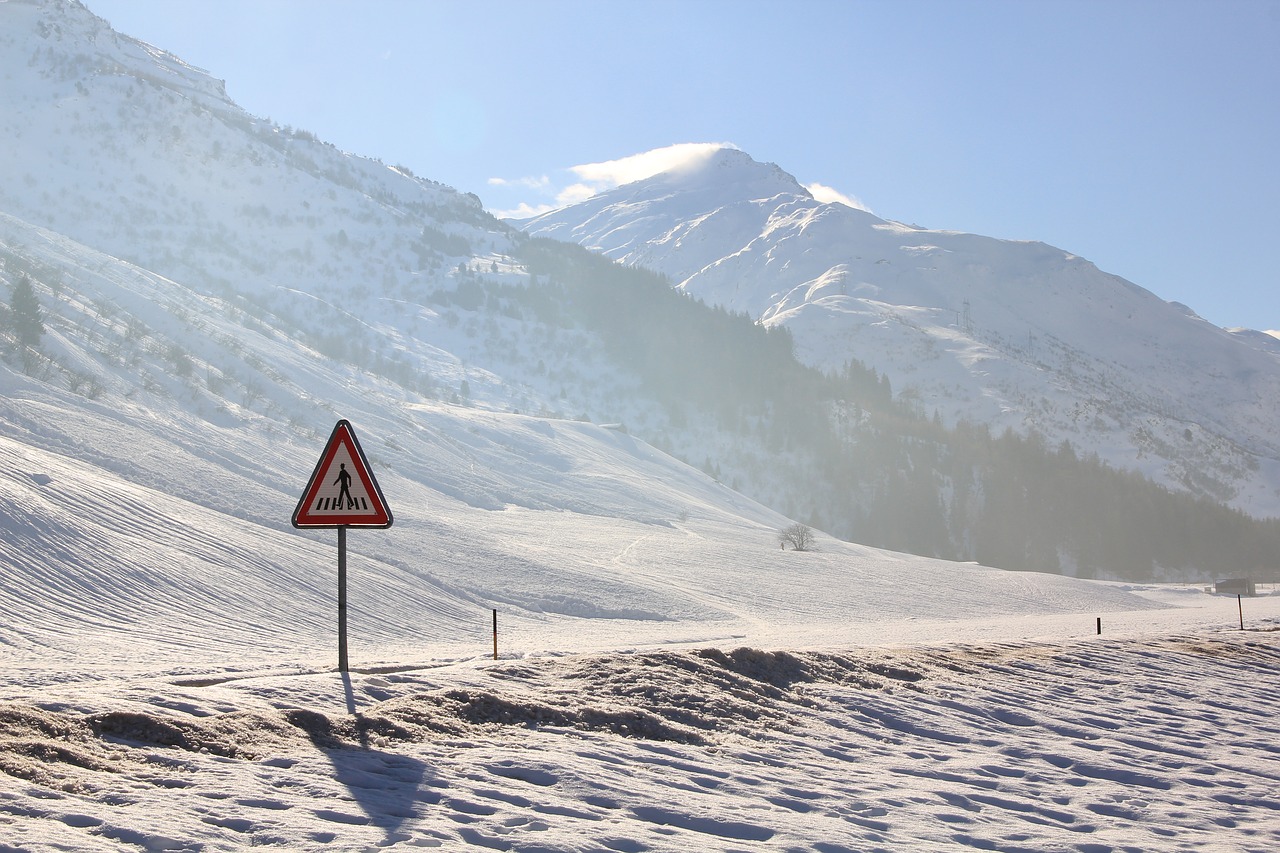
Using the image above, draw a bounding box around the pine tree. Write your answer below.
[10,274,43,348]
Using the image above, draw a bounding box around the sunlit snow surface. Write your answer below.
[1,601,1278,851]
[2,296,1276,849]
[3,406,1279,850]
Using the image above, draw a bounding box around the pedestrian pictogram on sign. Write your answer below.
[292,420,393,528]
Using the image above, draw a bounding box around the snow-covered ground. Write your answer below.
[1,589,1277,852]
[6,350,1278,850]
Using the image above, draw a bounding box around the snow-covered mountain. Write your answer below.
[0,0,1158,650]
[3,0,1278,593]
[521,147,1280,518]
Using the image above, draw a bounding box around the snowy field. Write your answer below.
[3,370,1279,851]
[1,559,1277,852]
[3,353,1278,851]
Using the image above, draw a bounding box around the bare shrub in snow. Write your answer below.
[778,522,816,552]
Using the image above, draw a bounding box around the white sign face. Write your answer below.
[292,420,392,528]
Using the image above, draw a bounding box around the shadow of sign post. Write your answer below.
[287,688,441,846]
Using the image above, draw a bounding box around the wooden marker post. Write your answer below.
[492,609,499,660]
[1096,616,1101,635]
[1239,594,1244,631]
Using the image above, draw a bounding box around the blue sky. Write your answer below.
[88,0,1279,331]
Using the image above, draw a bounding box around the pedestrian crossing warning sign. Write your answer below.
[292,420,393,528]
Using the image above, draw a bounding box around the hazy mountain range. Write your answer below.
[521,146,1280,519]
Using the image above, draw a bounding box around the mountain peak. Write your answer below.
[518,147,814,242]
[639,146,811,202]
[3,0,230,105]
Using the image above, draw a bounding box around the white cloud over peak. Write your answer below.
[490,142,739,220]
[570,142,738,190]
[556,183,599,206]
[805,182,871,213]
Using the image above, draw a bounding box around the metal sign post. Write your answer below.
[338,525,349,672]
[293,420,393,672]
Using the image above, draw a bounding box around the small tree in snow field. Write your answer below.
[778,522,815,552]
[9,274,44,349]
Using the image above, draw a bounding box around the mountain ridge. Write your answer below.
[521,147,1280,518]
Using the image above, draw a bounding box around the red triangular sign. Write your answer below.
[292,420,393,528]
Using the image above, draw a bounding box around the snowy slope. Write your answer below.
[521,148,1280,517]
